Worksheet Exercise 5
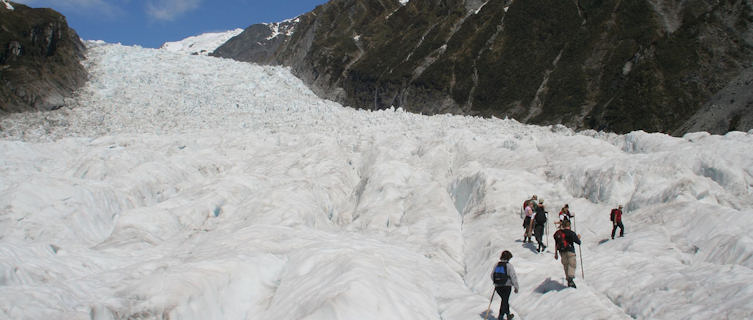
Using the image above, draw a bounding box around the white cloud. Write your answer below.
[145,0,201,21]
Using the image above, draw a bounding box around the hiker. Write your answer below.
[521,198,530,219]
[528,195,539,212]
[553,220,581,288]
[610,205,625,239]
[522,202,534,243]
[491,250,519,320]
[532,200,547,252]
[555,204,573,229]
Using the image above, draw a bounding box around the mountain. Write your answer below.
[0,1,87,114]
[212,0,753,136]
[212,19,299,63]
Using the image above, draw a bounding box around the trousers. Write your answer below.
[612,222,624,238]
[559,251,577,279]
[495,285,512,319]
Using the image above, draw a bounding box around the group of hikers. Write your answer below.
[486,195,626,320]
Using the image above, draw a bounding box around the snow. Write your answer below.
[160,28,244,55]
[1,42,753,320]
[265,18,299,40]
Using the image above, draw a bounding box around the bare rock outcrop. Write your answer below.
[1,2,87,114]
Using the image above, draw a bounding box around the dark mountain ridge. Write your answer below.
[0,1,86,114]
[213,0,753,135]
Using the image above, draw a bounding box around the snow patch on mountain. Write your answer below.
[265,18,299,40]
[160,28,244,55]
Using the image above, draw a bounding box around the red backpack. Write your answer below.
[554,229,568,251]
[610,209,621,222]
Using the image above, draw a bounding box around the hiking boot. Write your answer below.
[507,314,514,320]
[567,279,577,288]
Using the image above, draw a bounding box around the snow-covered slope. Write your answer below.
[160,28,243,55]
[1,43,752,320]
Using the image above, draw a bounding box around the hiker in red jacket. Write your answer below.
[610,205,624,239]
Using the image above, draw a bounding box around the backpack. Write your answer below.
[610,209,617,222]
[554,229,569,251]
[534,207,547,224]
[493,262,509,286]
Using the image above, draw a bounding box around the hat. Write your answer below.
[618,204,623,208]
[539,199,544,204]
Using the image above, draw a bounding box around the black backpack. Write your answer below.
[493,262,509,285]
[535,207,547,224]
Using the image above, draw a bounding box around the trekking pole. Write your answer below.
[574,219,584,279]
[483,288,495,319]
[579,243,585,279]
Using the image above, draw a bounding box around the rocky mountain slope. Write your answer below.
[0,1,87,114]
[213,0,753,135]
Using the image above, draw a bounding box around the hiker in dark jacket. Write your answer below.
[532,200,547,252]
[553,220,581,288]
[490,250,519,320]
[610,205,625,239]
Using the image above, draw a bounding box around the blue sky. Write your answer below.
[13,0,329,48]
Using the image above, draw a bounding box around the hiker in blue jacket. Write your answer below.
[490,250,519,320]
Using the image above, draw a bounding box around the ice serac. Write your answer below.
[0,2,87,113]
[212,0,753,136]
